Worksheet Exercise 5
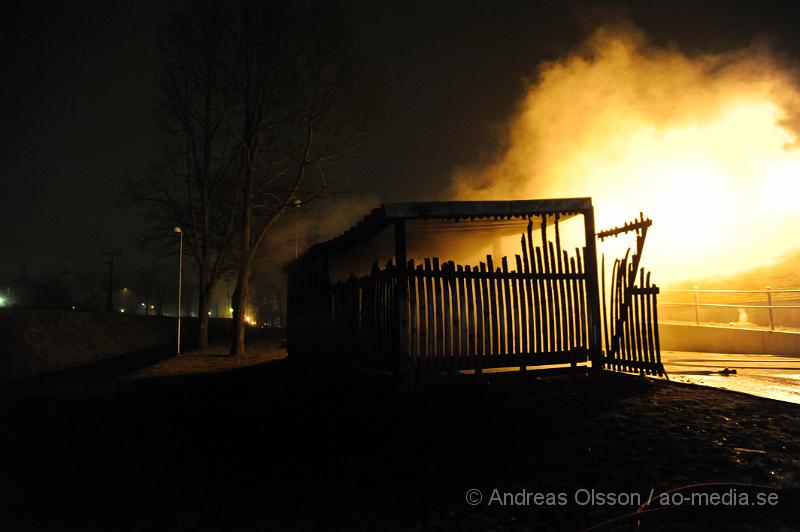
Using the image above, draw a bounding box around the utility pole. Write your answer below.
[101,250,121,313]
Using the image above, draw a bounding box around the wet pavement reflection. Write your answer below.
[662,351,800,404]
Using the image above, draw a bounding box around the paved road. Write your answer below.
[662,351,800,404]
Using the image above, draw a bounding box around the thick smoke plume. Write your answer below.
[452,25,800,284]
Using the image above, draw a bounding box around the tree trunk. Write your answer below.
[231,155,254,356]
[198,295,211,350]
[230,199,252,356]
[230,259,251,356]
[196,278,218,350]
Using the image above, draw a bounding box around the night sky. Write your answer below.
[2,0,800,280]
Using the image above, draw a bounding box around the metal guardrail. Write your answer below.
[658,288,800,331]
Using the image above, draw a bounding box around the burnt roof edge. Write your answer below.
[284,197,593,271]
[382,197,592,220]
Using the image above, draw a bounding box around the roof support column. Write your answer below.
[582,207,604,371]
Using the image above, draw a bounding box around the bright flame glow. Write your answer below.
[452,26,800,284]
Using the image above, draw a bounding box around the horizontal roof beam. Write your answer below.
[285,197,593,269]
[383,198,592,220]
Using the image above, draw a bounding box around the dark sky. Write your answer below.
[2,0,800,279]
[0,0,164,278]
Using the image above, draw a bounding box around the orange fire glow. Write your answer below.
[452,26,800,284]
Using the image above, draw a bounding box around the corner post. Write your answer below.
[394,220,413,392]
[583,206,603,372]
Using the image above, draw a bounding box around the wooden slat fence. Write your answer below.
[602,256,664,376]
[598,213,666,376]
[330,262,397,371]
[293,209,667,383]
[327,217,592,375]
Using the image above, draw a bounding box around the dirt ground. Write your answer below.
[0,309,234,383]
[1,341,799,531]
[112,338,287,383]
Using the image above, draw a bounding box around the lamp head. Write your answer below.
[173,226,182,233]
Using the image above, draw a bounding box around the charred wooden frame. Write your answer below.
[284,198,616,389]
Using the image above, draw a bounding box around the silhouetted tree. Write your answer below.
[225,0,370,355]
[129,0,370,355]
[127,0,239,348]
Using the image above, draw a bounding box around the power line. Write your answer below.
[0,240,104,264]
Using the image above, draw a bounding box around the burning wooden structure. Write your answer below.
[285,198,664,388]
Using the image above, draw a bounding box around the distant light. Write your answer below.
[208,311,212,316]
[0,296,6,307]
[229,307,234,313]
[141,303,146,307]
[71,306,76,310]
[120,308,125,313]
[150,305,155,309]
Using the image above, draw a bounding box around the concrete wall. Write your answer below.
[0,309,232,383]
[659,322,800,356]
[659,299,800,331]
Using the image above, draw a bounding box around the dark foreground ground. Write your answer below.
[2,339,800,531]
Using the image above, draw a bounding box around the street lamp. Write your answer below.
[174,226,183,355]
[293,199,302,258]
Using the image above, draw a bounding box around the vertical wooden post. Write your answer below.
[424,258,436,366]
[466,265,476,364]
[479,262,490,366]
[457,264,467,367]
[394,220,413,392]
[417,264,427,372]
[515,254,527,368]
[601,253,608,354]
[582,206,603,372]
[432,257,444,363]
[501,256,513,356]
[487,255,499,356]
[409,260,418,362]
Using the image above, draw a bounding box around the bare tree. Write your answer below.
[127,0,240,349]
[129,0,370,355]
[225,1,371,355]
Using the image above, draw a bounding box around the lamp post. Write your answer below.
[293,199,302,258]
[174,226,183,355]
